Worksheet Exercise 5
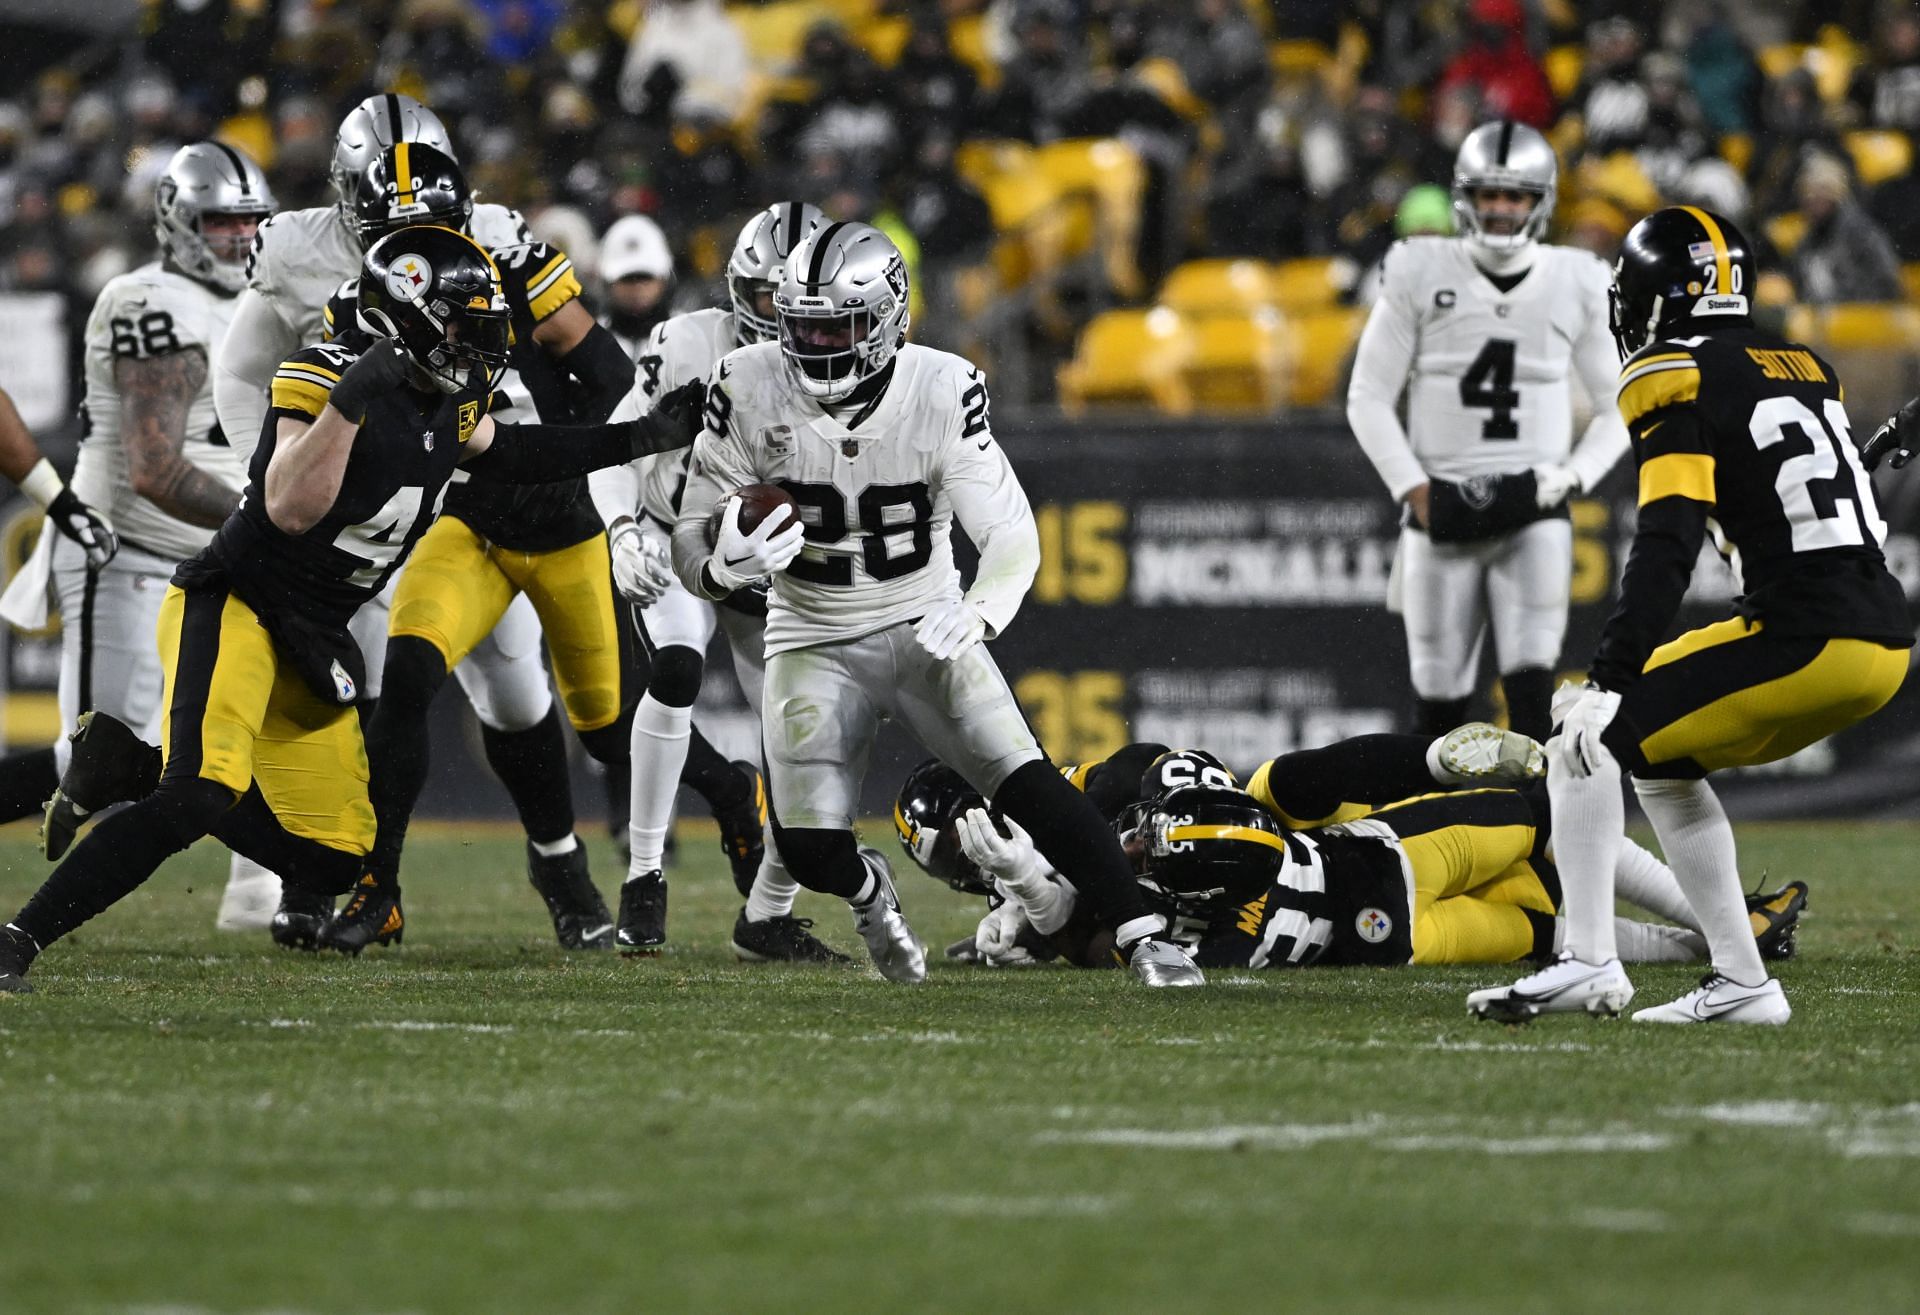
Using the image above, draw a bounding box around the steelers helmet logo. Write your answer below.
[386,254,434,303]
[1356,907,1393,943]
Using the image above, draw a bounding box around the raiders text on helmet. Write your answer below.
[728,200,824,345]
[358,226,509,394]
[893,759,994,896]
[154,141,275,295]
[331,93,454,245]
[774,220,910,402]
[353,142,472,249]
[1451,120,1558,254]
[1610,205,1754,358]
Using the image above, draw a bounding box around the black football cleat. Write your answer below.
[269,888,334,951]
[41,711,163,860]
[0,924,39,994]
[714,762,768,898]
[318,875,403,955]
[730,908,851,963]
[1748,879,1809,962]
[616,871,667,955]
[527,842,614,950]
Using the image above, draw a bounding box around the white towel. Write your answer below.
[0,522,55,630]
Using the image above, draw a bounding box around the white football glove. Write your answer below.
[1552,680,1622,777]
[608,519,673,606]
[1532,463,1581,510]
[956,807,1074,933]
[707,496,803,593]
[974,901,1037,967]
[915,598,986,661]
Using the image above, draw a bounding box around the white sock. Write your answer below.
[849,871,878,907]
[530,834,578,859]
[744,825,798,922]
[224,853,279,891]
[1114,914,1163,949]
[1614,837,1700,931]
[1547,742,1623,963]
[1613,916,1707,963]
[627,693,691,878]
[1633,776,1767,987]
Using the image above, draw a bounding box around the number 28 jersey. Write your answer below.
[672,342,1032,656]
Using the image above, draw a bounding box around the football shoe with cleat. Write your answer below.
[730,909,850,963]
[0,924,39,994]
[41,711,162,860]
[850,846,925,983]
[1633,973,1791,1025]
[269,888,335,951]
[1430,722,1546,788]
[527,843,614,950]
[616,871,667,955]
[1468,953,1634,1022]
[1127,936,1205,987]
[318,875,404,955]
[1747,880,1808,962]
[714,762,768,898]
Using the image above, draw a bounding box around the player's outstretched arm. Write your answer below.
[0,386,117,569]
[117,349,241,528]
[461,379,704,482]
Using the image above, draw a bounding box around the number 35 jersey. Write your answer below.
[73,262,247,561]
[1372,237,1615,480]
[674,342,1034,657]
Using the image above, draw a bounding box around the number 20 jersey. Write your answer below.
[680,341,1024,656]
[1375,237,1615,480]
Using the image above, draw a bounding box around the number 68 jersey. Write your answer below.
[672,341,1035,657]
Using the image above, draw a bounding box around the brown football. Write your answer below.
[706,482,800,546]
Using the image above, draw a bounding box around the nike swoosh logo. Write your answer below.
[1639,420,1664,440]
[976,439,990,451]
[582,923,614,941]
[722,553,755,567]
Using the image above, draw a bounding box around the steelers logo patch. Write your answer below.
[386,254,434,303]
[1356,907,1393,943]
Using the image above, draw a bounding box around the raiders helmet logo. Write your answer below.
[1460,475,1498,510]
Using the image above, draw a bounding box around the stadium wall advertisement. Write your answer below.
[5,418,1918,823]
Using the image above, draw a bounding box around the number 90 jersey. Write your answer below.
[1375,237,1615,480]
[675,341,1029,657]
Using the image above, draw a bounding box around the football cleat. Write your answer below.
[1633,972,1791,1025]
[0,924,39,994]
[714,762,768,898]
[317,876,403,955]
[1747,880,1808,962]
[1467,953,1634,1022]
[527,843,614,950]
[1127,936,1205,988]
[616,871,667,955]
[1431,722,1546,788]
[850,846,925,983]
[269,888,334,951]
[41,711,162,860]
[730,909,851,963]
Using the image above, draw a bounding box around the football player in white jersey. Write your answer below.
[1347,120,1629,742]
[670,221,1202,986]
[596,200,844,963]
[206,94,561,943]
[0,144,270,865]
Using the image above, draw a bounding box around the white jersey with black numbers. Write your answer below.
[1365,238,1615,482]
[607,307,740,525]
[672,342,1035,657]
[72,262,246,562]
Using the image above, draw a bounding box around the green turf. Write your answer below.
[0,819,1915,1314]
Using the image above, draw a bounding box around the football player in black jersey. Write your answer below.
[1470,207,1912,1026]
[0,227,702,993]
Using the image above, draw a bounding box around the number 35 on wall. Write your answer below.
[1032,501,1128,606]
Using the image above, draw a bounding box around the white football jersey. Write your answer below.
[607,307,739,524]
[73,262,247,562]
[672,343,1035,656]
[1367,238,1615,481]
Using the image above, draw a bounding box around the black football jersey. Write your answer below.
[187,339,482,629]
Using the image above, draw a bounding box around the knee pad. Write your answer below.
[646,645,705,709]
[146,776,239,851]
[768,820,863,896]
[379,636,451,717]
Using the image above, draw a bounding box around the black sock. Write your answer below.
[992,759,1152,932]
[600,761,630,841]
[681,726,749,811]
[363,637,450,894]
[0,746,57,824]
[1259,733,1441,822]
[13,776,233,949]
[481,705,575,846]
[1501,666,1553,743]
[1414,696,1471,737]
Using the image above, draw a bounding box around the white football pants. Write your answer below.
[1397,518,1572,702]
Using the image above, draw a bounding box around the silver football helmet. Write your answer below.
[154,141,275,294]
[728,200,824,345]
[774,221,910,403]
[331,93,454,242]
[1451,120,1558,255]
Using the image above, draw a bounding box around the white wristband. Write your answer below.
[19,458,63,511]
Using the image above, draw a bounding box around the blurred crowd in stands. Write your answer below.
[2,0,1918,409]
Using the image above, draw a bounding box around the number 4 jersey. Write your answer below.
[673,341,1035,656]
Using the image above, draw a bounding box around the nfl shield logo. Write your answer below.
[840,438,860,458]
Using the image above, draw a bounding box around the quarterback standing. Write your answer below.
[1348,120,1628,740]
[671,221,1201,986]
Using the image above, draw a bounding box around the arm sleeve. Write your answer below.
[1345,247,1427,502]
[670,368,758,598]
[214,287,301,464]
[943,423,1038,638]
[464,414,689,482]
[1564,267,1632,492]
[553,322,636,423]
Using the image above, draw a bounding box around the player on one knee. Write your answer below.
[1347,120,1628,740]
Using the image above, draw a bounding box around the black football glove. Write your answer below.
[326,338,411,423]
[46,486,117,571]
[1861,395,1920,473]
[631,379,707,458]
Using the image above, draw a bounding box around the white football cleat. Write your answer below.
[215,858,283,932]
[1430,722,1546,787]
[1467,953,1634,1023]
[850,847,926,983]
[1632,973,1790,1025]
[1127,937,1205,988]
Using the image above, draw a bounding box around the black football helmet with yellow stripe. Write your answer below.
[359,226,509,394]
[893,759,992,896]
[353,142,472,248]
[1134,784,1286,915]
[1610,205,1755,359]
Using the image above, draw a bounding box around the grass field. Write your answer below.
[0,817,1916,1314]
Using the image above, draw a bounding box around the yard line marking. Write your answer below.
[1573,1208,1672,1233]
[916,1194,1121,1218]
[1844,1212,1920,1236]
[1033,1120,1674,1155]
[1669,1100,1832,1127]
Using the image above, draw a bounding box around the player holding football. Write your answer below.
[0,227,704,995]
[1347,120,1629,741]
[670,221,1202,985]
[1468,207,1912,1025]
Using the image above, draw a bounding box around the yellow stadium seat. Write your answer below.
[1131,56,1209,121]
[1545,45,1583,102]
[1058,308,1193,413]
[1757,43,1808,80]
[1845,131,1914,188]
[1034,139,1146,298]
[955,139,1034,193]
[1159,259,1276,315]
[1268,39,1331,80]
[850,14,910,66]
[1766,212,1808,258]
[726,1,833,72]
[1719,133,1752,175]
[948,13,1000,90]
[1267,258,1341,312]
[1181,311,1289,411]
[1279,307,1365,407]
[1904,264,1920,303]
[1797,304,1920,352]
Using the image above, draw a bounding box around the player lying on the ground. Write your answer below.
[0,226,704,994]
[894,729,1804,971]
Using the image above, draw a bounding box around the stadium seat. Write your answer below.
[1159,259,1276,315]
[1545,46,1583,101]
[1268,258,1341,312]
[1719,133,1753,174]
[1268,40,1332,80]
[1058,308,1193,413]
[727,1,830,72]
[1757,43,1809,80]
[1279,307,1365,407]
[1766,212,1808,258]
[1793,303,1920,352]
[947,12,1000,90]
[850,14,910,66]
[1845,131,1914,188]
[1181,311,1289,412]
[1034,139,1146,297]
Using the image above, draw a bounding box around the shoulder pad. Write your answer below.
[271,341,359,419]
[1617,345,1701,426]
